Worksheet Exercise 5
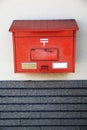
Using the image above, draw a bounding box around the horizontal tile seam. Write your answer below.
[0,88,86,89]
[0,125,87,127]
[0,118,87,120]
[0,95,87,97]
[0,103,87,105]
[0,110,87,112]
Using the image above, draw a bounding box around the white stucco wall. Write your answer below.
[0,0,87,80]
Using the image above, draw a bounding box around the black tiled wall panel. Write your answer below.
[0,80,87,130]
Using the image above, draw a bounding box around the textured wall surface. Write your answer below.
[0,81,87,130]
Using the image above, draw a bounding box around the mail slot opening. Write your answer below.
[31,48,58,61]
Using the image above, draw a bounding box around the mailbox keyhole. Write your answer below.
[41,65,49,72]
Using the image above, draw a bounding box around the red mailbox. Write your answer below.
[9,19,78,73]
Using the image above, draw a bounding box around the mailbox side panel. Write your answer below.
[12,32,18,73]
[72,31,77,72]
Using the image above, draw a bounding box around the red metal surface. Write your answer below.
[9,19,78,73]
[9,19,78,31]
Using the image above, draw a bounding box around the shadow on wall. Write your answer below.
[76,20,87,63]
[22,73,69,80]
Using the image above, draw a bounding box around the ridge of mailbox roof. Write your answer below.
[9,19,79,32]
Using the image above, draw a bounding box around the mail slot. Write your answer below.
[31,48,58,61]
[9,19,79,73]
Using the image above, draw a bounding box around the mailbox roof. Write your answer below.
[9,19,79,32]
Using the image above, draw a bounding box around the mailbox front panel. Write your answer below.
[14,36,74,73]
